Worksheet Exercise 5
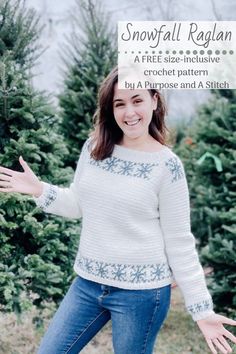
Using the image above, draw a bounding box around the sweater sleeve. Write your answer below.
[158,152,215,321]
[32,138,90,219]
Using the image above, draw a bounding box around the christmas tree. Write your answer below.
[59,0,117,167]
[0,0,43,69]
[0,0,81,322]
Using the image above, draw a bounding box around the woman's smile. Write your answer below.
[125,119,142,126]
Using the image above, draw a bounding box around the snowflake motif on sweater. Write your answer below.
[76,256,172,284]
[187,299,213,315]
[89,155,158,180]
[165,156,184,182]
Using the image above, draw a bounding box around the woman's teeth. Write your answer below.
[125,119,141,126]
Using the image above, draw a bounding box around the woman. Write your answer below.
[0,66,235,354]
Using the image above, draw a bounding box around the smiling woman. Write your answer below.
[112,88,158,138]
[0,65,236,354]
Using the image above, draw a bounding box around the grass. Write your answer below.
[0,287,235,354]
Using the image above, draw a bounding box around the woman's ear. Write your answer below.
[153,92,158,110]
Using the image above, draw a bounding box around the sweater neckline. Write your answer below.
[113,143,169,158]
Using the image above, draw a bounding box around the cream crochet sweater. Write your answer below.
[33,137,215,321]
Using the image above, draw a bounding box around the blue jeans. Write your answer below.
[37,275,171,354]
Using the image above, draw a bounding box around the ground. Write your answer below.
[0,286,235,354]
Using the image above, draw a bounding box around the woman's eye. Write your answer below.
[114,100,142,108]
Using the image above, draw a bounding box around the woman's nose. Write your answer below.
[124,104,136,118]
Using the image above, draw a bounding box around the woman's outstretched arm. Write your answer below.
[0,138,90,219]
[158,151,236,354]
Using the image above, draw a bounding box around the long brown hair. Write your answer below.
[88,66,169,160]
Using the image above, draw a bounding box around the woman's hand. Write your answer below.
[0,156,43,197]
[197,313,236,354]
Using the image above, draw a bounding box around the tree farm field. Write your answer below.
[1,286,231,354]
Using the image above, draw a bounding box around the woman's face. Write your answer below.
[112,84,158,140]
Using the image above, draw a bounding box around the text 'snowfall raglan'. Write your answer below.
[33,137,215,321]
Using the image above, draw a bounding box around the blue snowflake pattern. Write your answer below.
[39,185,57,209]
[89,158,102,167]
[117,160,137,176]
[94,261,110,279]
[150,263,168,281]
[111,264,127,281]
[130,265,147,283]
[102,157,120,172]
[203,300,211,310]
[187,304,195,314]
[89,156,158,180]
[133,163,157,179]
[195,302,203,312]
[165,157,184,182]
[84,259,93,273]
[187,299,213,315]
[75,255,172,284]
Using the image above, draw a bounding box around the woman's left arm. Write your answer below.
[158,152,236,354]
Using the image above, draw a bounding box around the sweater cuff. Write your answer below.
[192,309,216,321]
[187,297,215,321]
[32,181,57,210]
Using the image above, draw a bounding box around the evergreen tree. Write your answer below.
[0,0,43,69]
[59,0,117,167]
[0,1,81,322]
[176,90,236,318]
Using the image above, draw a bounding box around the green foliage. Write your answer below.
[0,0,44,69]
[59,0,117,167]
[0,1,81,318]
[176,90,236,317]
